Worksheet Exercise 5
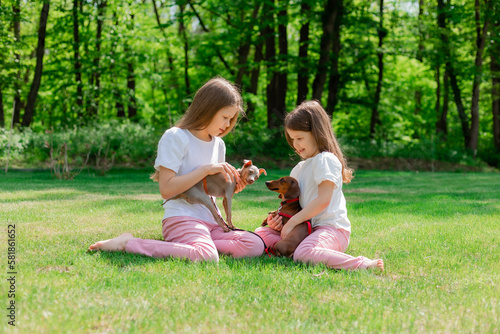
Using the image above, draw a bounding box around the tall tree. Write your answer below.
[0,86,4,128]
[126,12,137,119]
[110,11,125,118]
[247,41,264,117]
[0,0,4,127]
[275,0,288,119]
[179,3,190,96]
[235,2,261,88]
[414,0,425,117]
[263,0,279,128]
[21,0,50,127]
[435,65,450,140]
[369,0,386,138]
[296,0,311,105]
[438,0,470,148]
[468,0,490,153]
[88,0,107,117]
[326,0,343,114]
[312,0,341,101]
[72,0,83,117]
[12,0,22,126]
[490,6,500,152]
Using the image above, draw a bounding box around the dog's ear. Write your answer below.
[283,177,301,199]
[259,168,267,176]
[243,160,252,167]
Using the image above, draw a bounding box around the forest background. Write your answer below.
[1,0,499,174]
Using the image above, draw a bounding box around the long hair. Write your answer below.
[284,100,354,184]
[176,76,244,136]
[151,77,243,182]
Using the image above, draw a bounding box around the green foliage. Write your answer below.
[0,121,160,170]
[0,0,498,168]
[2,122,492,173]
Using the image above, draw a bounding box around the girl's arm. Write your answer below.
[159,163,240,200]
[280,180,335,239]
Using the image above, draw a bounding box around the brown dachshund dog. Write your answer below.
[262,176,312,257]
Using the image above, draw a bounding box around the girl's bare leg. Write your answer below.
[88,233,134,252]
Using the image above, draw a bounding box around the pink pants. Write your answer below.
[125,216,265,262]
[255,225,374,270]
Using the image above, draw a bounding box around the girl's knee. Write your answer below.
[249,235,265,257]
[192,245,219,262]
[254,226,269,237]
[293,243,314,263]
[235,233,265,258]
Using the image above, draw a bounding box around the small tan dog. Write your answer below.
[169,160,266,232]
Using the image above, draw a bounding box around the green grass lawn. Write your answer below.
[1,169,499,333]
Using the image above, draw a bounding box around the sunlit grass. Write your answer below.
[0,169,498,333]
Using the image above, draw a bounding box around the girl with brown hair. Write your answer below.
[89,77,264,261]
[256,100,384,271]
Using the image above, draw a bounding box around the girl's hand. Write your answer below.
[280,216,300,239]
[267,214,283,231]
[206,163,241,184]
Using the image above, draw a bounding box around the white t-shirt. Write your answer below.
[290,151,351,232]
[154,127,225,223]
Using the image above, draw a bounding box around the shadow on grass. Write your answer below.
[89,246,319,273]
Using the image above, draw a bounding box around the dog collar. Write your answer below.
[202,177,209,194]
[280,197,299,206]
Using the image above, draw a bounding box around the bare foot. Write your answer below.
[88,233,134,252]
[367,259,384,271]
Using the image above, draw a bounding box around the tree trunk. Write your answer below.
[437,0,469,147]
[435,65,441,133]
[73,0,83,117]
[110,11,125,118]
[21,1,50,127]
[443,70,450,136]
[12,0,22,126]
[414,0,424,116]
[296,0,310,105]
[250,42,263,95]
[326,0,344,115]
[275,0,288,120]
[436,65,449,140]
[312,0,340,101]
[89,0,106,118]
[179,4,190,96]
[0,86,4,128]
[492,17,500,152]
[127,62,137,119]
[246,41,263,117]
[369,0,385,138]
[263,0,279,129]
[126,13,136,119]
[235,3,261,88]
[468,0,490,154]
